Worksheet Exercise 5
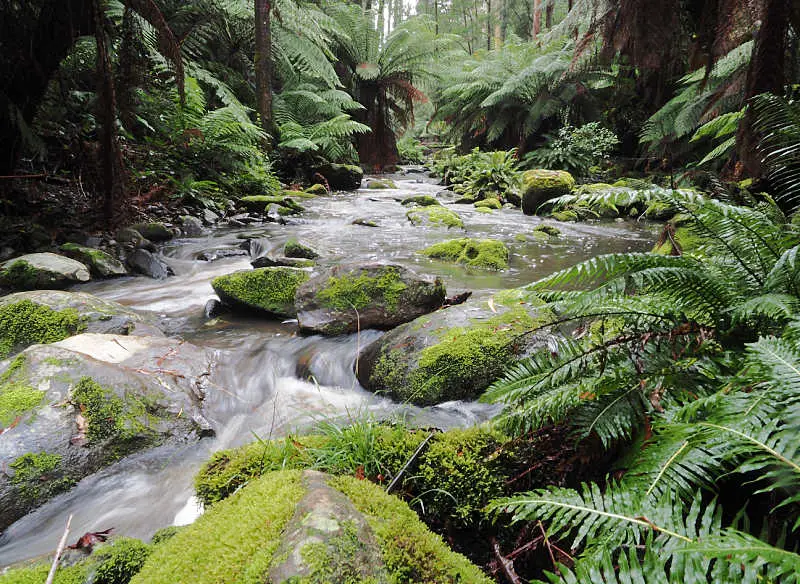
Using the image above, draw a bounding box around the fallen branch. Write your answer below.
[386,432,434,494]
[45,514,73,584]
[490,536,522,584]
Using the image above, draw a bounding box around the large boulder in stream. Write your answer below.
[0,333,215,531]
[521,169,576,215]
[406,205,464,229]
[212,267,310,318]
[357,289,550,405]
[0,290,161,358]
[315,163,363,191]
[295,264,446,335]
[0,253,91,290]
[130,469,491,584]
[59,243,127,278]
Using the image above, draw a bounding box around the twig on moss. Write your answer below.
[386,432,434,494]
[45,513,73,584]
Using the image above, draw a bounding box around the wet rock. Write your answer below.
[196,248,249,262]
[126,249,173,279]
[115,228,155,252]
[304,183,329,195]
[351,218,379,227]
[129,222,174,242]
[406,206,464,230]
[180,215,205,237]
[401,195,440,207]
[284,238,319,260]
[357,289,549,405]
[202,209,220,225]
[474,197,502,210]
[521,169,576,215]
[59,243,127,278]
[0,334,215,530]
[295,263,446,335]
[212,267,310,318]
[251,256,314,269]
[366,178,397,189]
[316,163,363,191]
[0,253,91,290]
[421,238,509,270]
[132,469,491,583]
[203,299,226,319]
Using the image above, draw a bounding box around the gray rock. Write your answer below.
[59,243,127,278]
[316,163,363,191]
[284,239,319,260]
[203,299,226,319]
[0,253,90,290]
[129,222,174,242]
[295,263,446,336]
[269,470,388,584]
[196,248,249,262]
[0,334,215,530]
[115,228,156,252]
[351,218,379,227]
[126,249,173,279]
[251,256,314,269]
[180,216,205,237]
[202,209,220,225]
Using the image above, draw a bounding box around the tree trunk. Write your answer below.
[356,84,399,171]
[545,1,554,28]
[532,0,542,39]
[254,0,274,148]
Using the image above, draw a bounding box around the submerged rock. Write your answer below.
[521,169,575,215]
[126,249,173,279]
[0,253,91,290]
[0,334,214,530]
[406,206,464,230]
[251,256,315,269]
[59,243,127,278]
[295,263,446,335]
[212,267,310,318]
[316,163,363,191]
[421,238,509,270]
[196,247,249,262]
[131,469,492,584]
[357,289,549,405]
[283,238,319,260]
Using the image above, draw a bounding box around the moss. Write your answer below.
[401,195,439,207]
[60,242,108,262]
[316,266,408,312]
[550,210,578,222]
[211,268,310,316]
[421,238,509,270]
[295,521,381,584]
[406,206,464,229]
[474,206,492,214]
[514,234,527,242]
[521,169,575,192]
[284,239,319,260]
[131,470,305,584]
[533,224,561,237]
[304,184,328,195]
[0,300,84,357]
[9,451,73,503]
[94,538,153,584]
[331,476,493,584]
[644,200,676,220]
[0,355,45,426]
[367,179,397,189]
[474,197,501,210]
[282,189,317,200]
[150,525,183,546]
[0,563,89,584]
[0,260,43,290]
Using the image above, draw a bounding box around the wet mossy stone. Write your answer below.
[406,206,464,230]
[317,163,363,191]
[0,300,83,359]
[0,253,91,290]
[59,243,127,278]
[284,239,319,260]
[421,238,509,270]
[357,289,550,405]
[521,169,576,215]
[133,470,491,584]
[304,183,328,196]
[212,267,310,318]
[401,195,440,207]
[282,189,317,200]
[533,223,561,237]
[0,334,213,530]
[474,197,502,210]
[366,178,397,189]
[129,223,174,243]
[295,264,446,335]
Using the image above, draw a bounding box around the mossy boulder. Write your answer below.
[212,267,310,318]
[406,206,464,230]
[421,238,509,270]
[401,195,440,207]
[284,239,319,260]
[0,253,91,290]
[366,179,397,189]
[295,264,446,335]
[59,243,127,278]
[0,334,214,530]
[240,195,305,214]
[520,169,576,215]
[282,189,317,200]
[474,198,502,210]
[316,163,363,191]
[129,223,174,243]
[0,291,157,359]
[357,289,549,405]
[133,469,492,584]
[304,183,328,196]
[533,223,561,237]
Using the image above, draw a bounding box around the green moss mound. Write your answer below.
[520,169,575,215]
[0,300,84,358]
[0,562,90,584]
[406,206,464,230]
[304,184,328,195]
[284,239,319,260]
[421,238,509,270]
[474,198,501,210]
[401,195,439,207]
[367,179,397,189]
[316,266,408,312]
[533,224,561,237]
[212,268,310,317]
[94,538,154,584]
[0,355,44,427]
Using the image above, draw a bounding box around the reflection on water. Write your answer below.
[0,173,657,565]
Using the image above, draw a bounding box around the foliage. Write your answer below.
[432,148,521,202]
[397,135,425,164]
[751,93,800,213]
[522,122,619,176]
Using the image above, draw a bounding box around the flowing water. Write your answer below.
[0,171,659,565]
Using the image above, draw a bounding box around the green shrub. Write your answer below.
[522,122,619,176]
[397,135,425,164]
[94,538,153,584]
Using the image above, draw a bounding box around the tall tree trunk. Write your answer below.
[487,0,493,50]
[434,0,439,34]
[94,0,122,223]
[736,0,790,177]
[545,1,554,28]
[254,0,273,149]
[532,0,542,39]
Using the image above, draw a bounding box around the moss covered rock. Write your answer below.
[401,195,440,207]
[357,289,549,405]
[366,179,397,189]
[421,238,509,270]
[284,239,319,260]
[533,223,561,237]
[59,243,127,278]
[316,163,364,191]
[520,169,575,215]
[406,206,464,230]
[212,267,310,318]
[0,253,91,290]
[133,469,491,584]
[0,334,214,530]
[304,183,328,196]
[129,223,174,243]
[474,198,502,210]
[295,264,446,335]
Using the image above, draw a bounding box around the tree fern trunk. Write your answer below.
[254,0,273,150]
[532,0,542,39]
